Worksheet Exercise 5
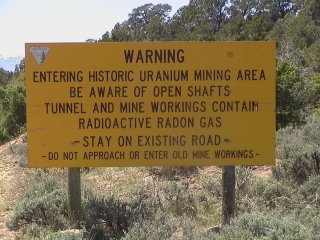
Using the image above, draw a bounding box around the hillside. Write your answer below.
[0,135,272,239]
[0,135,26,239]
[0,133,319,239]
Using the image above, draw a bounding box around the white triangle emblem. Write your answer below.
[29,46,49,65]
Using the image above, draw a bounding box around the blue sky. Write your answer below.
[0,0,189,58]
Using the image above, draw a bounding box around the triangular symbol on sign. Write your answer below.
[29,46,49,65]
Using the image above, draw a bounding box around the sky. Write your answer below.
[0,0,189,58]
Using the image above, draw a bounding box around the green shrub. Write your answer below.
[19,224,83,240]
[275,117,320,184]
[82,189,158,240]
[163,180,197,217]
[260,178,294,210]
[0,73,26,143]
[40,232,82,240]
[298,174,320,205]
[218,212,316,240]
[5,135,27,166]
[6,176,69,231]
[123,214,217,240]
[237,177,295,214]
[201,174,222,199]
[236,167,254,197]
[122,212,177,240]
[276,61,306,129]
[8,169,162,240]
[295,208,320,238]
[0,67,13,86]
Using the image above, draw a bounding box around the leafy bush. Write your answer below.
[163,180,197,217]
[20,224,82,240]
[123,213,220,240]
[275,116,320,183]
[122,212,177,240]
[5,134,27,166]
[217,212,316,240]
[276,61,305,129]
[200,174,222,199]
[6,175,69,231]
[306,40,320,71]
[0,67,13,86]
[295,208,320,238]
[258,178,294,210]
[7,171,161,240]
[82,188,159,239]
[236,176,295,214]
[298,174,320,206]
[0,73,26,143]
[235,167,254,197]
[124,210,320,240]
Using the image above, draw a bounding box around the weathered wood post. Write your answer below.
[221,166,235,226]
[68,168,81,228]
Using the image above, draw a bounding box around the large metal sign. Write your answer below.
[26,42,275,167]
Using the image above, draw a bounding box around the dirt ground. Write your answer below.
[0,136,26,240]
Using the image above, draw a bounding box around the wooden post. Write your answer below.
[68,168,81,228]
[221,166,235,226]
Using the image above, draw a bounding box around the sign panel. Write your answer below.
[26,42,275,167]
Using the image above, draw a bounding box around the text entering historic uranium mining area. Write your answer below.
[26,42,275,167]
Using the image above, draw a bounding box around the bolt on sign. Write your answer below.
[25,42,275,168]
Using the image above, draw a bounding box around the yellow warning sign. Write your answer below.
[25,42,275,168]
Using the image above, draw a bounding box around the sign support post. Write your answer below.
[221,166,235,225]
[68,168,81,228]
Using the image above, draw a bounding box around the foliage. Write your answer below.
[82,188,158,240]
[19,224,83,240]
[201,173,222,199]
[303,72,320,110]
[0,72,26,143]
[163,180,197,217]
[218,14,247,40]
[244,13,276,40]
[7,170,159,239]
[217,211,316,240]
[305,40,320,72]
[5,134,27,166]
[7,161,320,239]
[276,61,305,128]
[6,175,69,231]
[276,62,320,129]
[0,67,13,86]
[289,11,320,50]
[235,167,254,197]
[275,116,320,183]
[111,4,172,41]
[298,174,320,207]
[122,212,177,240]
[123,206,320,239]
